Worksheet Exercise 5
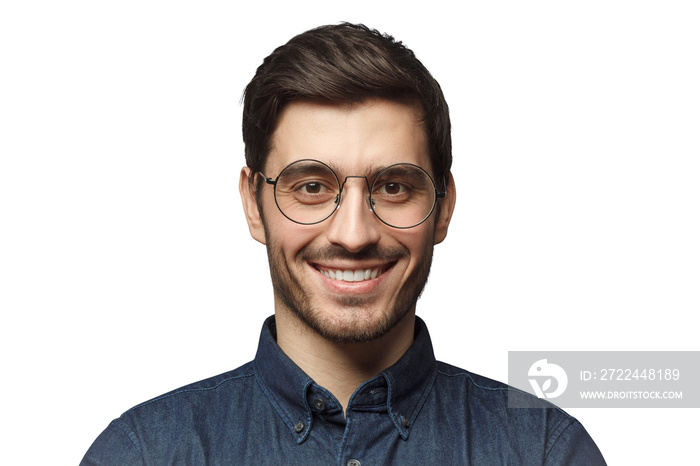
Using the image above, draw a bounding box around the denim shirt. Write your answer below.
[81,317,606,465]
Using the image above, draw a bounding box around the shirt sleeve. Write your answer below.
[80,419,145,466]
[545,419,607,465]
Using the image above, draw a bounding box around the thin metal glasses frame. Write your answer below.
[258,159,447,229]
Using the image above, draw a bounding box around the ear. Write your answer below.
[239,167,267,245]
[433,172,456,245]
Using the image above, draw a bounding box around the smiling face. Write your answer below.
[240,99,454,343]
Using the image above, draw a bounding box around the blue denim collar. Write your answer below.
[253,316,438,443]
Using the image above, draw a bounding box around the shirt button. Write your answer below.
[400,415,410,428]
[294,421,304,433]
[347,460,361,466]
[313,397,327,411]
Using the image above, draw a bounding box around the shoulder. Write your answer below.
[436,360,563,409]
[115,362,261,435]
[432,361,606,465]
[435,360,573,420]
[81,362,258,465]
[128,361,256,413]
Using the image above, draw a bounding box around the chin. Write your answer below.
[291,304,411,343]
[277,285,417,343]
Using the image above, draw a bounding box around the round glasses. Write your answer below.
[259,159,446,229]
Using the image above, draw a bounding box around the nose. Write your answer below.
[325,178,381,252]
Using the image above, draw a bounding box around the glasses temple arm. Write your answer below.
[436,174,448,198]
[258,171,277,185]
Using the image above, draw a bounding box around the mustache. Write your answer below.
[299,243,409,263]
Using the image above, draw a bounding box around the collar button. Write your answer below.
[313,397,327,411]
[293,421,305,433]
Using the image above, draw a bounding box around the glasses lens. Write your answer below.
[371,164,437,228]
[274,160,340,224]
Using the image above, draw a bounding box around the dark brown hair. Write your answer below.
[242,22,451,189]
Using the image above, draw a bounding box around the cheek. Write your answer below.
[260,192,314,257]
[267,219,321,261]
[394,225,435,259]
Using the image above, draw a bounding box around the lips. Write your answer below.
[302,244,405,286]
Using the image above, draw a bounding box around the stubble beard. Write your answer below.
[264,237,434,344]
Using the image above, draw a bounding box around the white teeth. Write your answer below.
[320,267,382,282]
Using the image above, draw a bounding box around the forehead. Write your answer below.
[267,99,431,176]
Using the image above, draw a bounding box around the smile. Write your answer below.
[313,264,391,282]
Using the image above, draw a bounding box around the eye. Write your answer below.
[376,181,407,195]
[300,182,323,194]
[294,180,336,196]
[290,179,337,204]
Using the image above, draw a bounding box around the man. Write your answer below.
[82,23,606,465]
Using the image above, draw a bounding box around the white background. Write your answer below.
[1,1,698,464]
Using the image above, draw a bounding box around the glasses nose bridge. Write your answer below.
[338,175,373,211]
[339,174,371,189]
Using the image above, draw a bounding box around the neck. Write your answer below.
[275,308,415,413]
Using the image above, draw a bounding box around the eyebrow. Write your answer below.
[278,160,337,179]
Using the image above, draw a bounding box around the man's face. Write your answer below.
[242,99,453,343]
